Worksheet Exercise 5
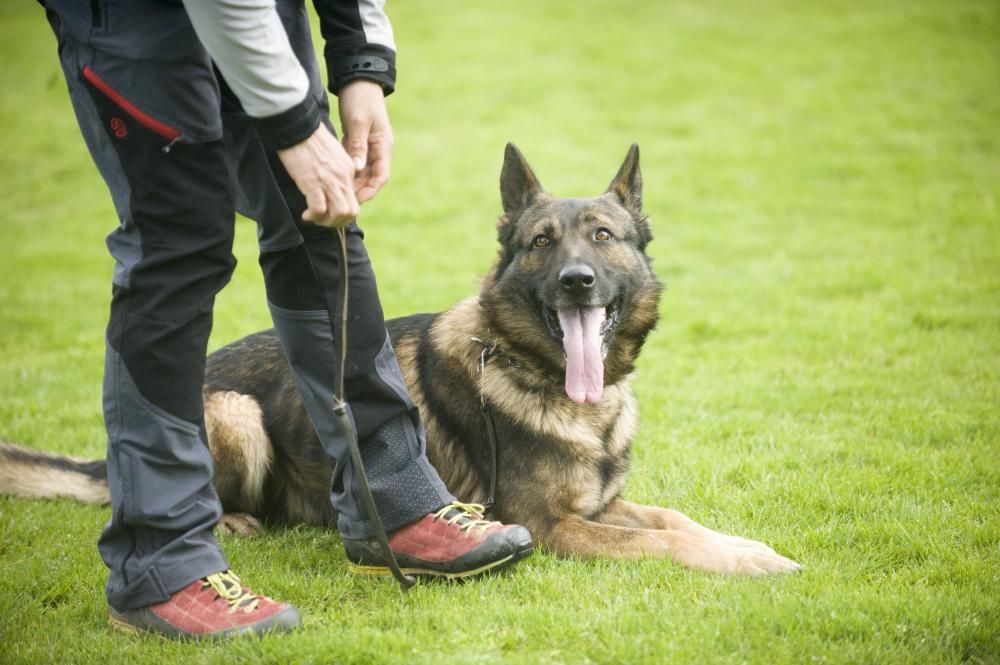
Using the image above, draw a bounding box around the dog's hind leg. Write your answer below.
[203,390,273,528]
[217,512,264,536]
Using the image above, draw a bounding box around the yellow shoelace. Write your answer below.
[203,570,260,614]
[433,501,495,534]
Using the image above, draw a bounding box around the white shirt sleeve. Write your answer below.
[357,0,395,51]
[181,0,310,119]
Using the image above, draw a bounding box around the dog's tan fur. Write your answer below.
[202,391,273,515]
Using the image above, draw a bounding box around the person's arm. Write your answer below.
[313,0,397,96]
[181,0,359,227]
[313,0,396,203]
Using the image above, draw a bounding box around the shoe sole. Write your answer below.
[347,543,534,580]
[108,615,145,637]
[108,606,301,641]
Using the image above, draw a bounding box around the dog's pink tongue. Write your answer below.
[558,306,605,404]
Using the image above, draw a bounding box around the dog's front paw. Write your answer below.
[667,531,801,576]
[217,512,264,537]
[716,533,779,556]
[729,546,801,576]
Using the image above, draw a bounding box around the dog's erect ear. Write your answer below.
[500,143,544,220]
[607,144,643,217]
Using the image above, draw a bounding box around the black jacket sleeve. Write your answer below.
[312,0,397,96]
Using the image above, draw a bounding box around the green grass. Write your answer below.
[2,0,999,662]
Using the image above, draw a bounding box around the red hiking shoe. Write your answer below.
[108,570,301,640]
[343,501,534,579]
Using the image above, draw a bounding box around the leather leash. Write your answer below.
[472,337,520,514]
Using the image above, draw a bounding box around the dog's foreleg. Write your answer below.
[594,498,800,565]
[546,514,800,576]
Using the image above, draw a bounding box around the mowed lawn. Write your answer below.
[1,1,998,663]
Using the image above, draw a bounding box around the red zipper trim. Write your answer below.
[82,66,181,142]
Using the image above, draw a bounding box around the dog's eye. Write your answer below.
[532,234,551,248]
[595,228,614,242]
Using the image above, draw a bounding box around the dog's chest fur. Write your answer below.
[423,299,638,520]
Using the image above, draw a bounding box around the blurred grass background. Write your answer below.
[1,0,998,663]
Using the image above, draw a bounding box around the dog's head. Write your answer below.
[481,144,662,404]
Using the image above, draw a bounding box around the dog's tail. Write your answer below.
[0,441,109,504]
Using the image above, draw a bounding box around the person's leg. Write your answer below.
[221,0,532,575]
[219,0,450,537]
[44,0,298,636]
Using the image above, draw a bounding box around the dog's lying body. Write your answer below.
[0,145,799,576]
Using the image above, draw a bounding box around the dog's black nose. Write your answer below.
[559,264,596,293]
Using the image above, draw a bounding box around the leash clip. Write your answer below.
[471,336,498,410]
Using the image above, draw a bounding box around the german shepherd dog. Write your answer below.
[0,145,799,576]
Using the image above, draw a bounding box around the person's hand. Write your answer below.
[338,79,394,203]
[277,123,359,228]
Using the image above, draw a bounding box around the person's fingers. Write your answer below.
[354,130,392,203]
[339,79,391,179]
[355,175,386,203]
[354,135,392,203]
[296,154,355,226]
[342,94,372,172]
[303,187,358,227]
[299,184,329,223]
[333,188,360,224]
[342,126,369,173]
[277,124,362,227]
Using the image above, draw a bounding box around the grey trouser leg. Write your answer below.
[222,1,453,540]
[45,2,232,611]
